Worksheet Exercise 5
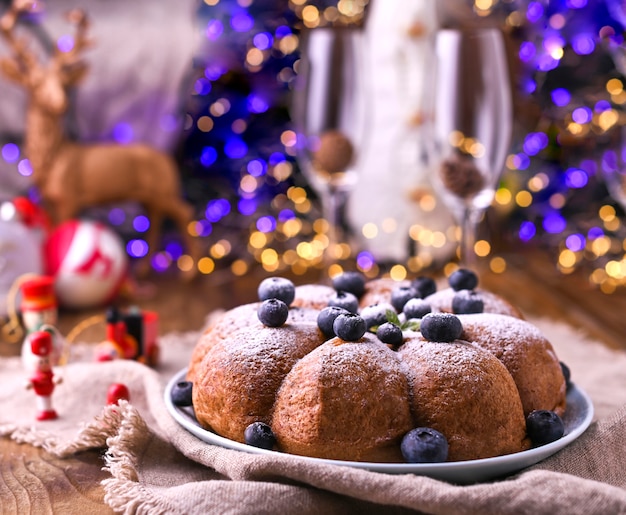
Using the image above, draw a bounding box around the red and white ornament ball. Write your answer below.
[44,220,128,309]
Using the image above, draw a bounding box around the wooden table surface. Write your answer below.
[2,248,626,513]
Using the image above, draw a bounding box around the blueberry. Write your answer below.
[171,381,193,407]
[257,298,289,327]
[333,313,367,341]
[526,410,565,446]
[391,286,418,312]
[317,306,350,337]
[328,291,359,313]
[244,422,276,450]
[560,361,571,389]
[332,271,366,298]
[360,303,396,329]
[401,427,449,463]
[258,277,296,306]
[376,322,403,347]
[411,276,437,298]
[451,290,484,314]
[403,298,432,320]
[420,313,463,342]
[448,268,478,291]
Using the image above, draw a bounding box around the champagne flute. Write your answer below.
[291,26,367,270]
[422,28,512,267]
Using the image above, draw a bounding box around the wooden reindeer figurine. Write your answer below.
[0,2,200,278]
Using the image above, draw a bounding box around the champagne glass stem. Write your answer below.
[322,186,345,271]
[460,207,478,268]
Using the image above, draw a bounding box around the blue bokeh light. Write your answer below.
[572,34,595,55]
[197,219,213,237]
[519,41,536,62]
[247,94,269,114]
[206,198,231,222]
[537,55,559,71]
[566,233,586,252]
[200,146,218,167]
[543,212,567,234]
[253,32,273,50]
[564,168,588,188]
[278,209,295,222]
[231,12,254,32]
[275,25,291,38]
[194,78,212,95]
[2,143,19,163]
[269,152,285,165]
[113,123,133,144]
[224,138,248,159]
[17,159,32,176]
[523,132,549,156]
[238,198,257,216]
[206,20,223,41]
[165,241,183,260]
[572,106,592,124]
[595,100,611,112]
[247,159,266,177]
[256,215,276,233]
[551,88,571,107]
[588,227,604,239]
[526,2,544,23]
[356,251,376,271]
[519,221,536,241]
[57,35,74,52]
[133,215,150,232]
[127,239,149,258]
[108,208,126,226]
[151,253,171,272]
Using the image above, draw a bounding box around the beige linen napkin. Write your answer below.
[2,319,626,514]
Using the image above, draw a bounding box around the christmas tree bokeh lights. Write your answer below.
[2,0,626,290]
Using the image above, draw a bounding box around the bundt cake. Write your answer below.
[183,270,568,464]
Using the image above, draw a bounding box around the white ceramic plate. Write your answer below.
[164,368,594,484]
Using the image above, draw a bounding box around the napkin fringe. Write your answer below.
[102,401,178,515]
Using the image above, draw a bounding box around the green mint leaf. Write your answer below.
[402,319,421,331]
[386,309,401,326]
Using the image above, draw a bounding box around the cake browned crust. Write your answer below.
[192,313,323,441]
[272,333,412,462]
[457,313,567,417]
[398,333,531,461]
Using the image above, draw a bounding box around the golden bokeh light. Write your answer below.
[389,265,407,281]
[489,256,506,274]
[231,259,248,276]
[198,257,216,275]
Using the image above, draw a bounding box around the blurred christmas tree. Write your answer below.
[492,0,626,291]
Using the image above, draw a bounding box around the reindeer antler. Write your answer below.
[60,8,93,57]
[50,7,92,85]
[0,0,43,84]
[1,0,40,35]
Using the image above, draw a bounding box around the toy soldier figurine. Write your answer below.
[25,331,63,421]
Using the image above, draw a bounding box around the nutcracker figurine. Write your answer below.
[19,276,64,370]
[25,331,63,421]
[20,275,58,332]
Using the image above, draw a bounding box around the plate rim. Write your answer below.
[164,367,594,478]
